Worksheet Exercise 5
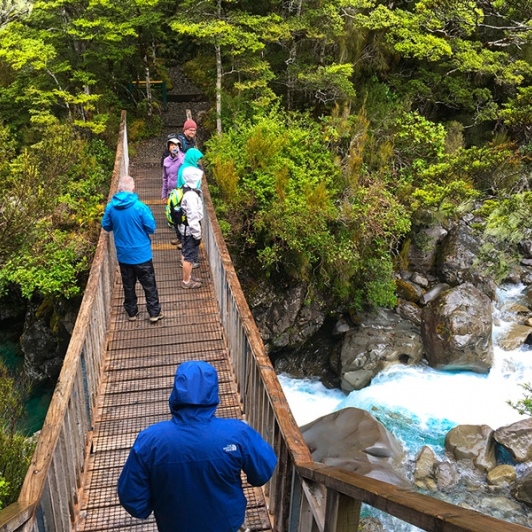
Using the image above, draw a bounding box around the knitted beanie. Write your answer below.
[183,119,197,131]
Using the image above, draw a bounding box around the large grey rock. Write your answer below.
[340,308,423,392]
[437,221,480,285]
[445,424,496,472]
[21,318,65,385]
[494,418,532,463]
[407,225,448,273]
[396,300,422,326]
[301,407,409,488]
[436,221,497,298]
[435,460,458,493]
[251,282,324,351]
[421,283,493,373]
[20,297,76,386]
[519,240,532,258]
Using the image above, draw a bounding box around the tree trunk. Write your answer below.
[286,0,303,111]
[216,43,222,136]
[144,59,153,118]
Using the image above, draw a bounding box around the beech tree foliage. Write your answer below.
[1,0,531,308]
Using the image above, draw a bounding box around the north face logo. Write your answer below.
[223,444,237,452]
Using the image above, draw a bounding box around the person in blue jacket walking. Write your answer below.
[117,360,277,532]
[101,175,163,323]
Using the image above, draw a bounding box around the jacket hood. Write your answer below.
[183,148,203,168]
[169,361,219,421]
[111,191,138,210]
[183,169,202,189]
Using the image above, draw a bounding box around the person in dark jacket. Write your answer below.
[177,119,197,153]
[117,360,277,532]
[101,175,163,323]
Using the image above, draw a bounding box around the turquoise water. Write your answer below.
[0,331,52,435]
[278,284,532,528]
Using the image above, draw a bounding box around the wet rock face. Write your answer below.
[444,424,497,472]
[436,221,499,299]
[421,283,493,373]
[407,225,448,273]
[251,282,325,351]
[339,308,423,392]
[21,319,65,384]
[300,407,410,488]
[19,297,78,386]
[494,418,532,463]
[437,221,481,285]
[0,287,27,321]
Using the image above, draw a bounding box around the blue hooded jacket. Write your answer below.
[101,192,155,265]
[117,361,277,532]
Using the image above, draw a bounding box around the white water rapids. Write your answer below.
[278,283,532,529]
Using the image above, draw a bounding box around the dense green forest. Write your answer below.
[1,0,532,306]
[1,0,532,507]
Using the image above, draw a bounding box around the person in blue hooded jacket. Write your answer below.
[117,360,277,532]
[101,175,163,323]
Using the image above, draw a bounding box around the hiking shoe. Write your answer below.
[177,261,199,269]
[170,238,179,245]
[181,280,202,289]
[128,312,139,321]
[149,313,164,323]
[191,276,201,283]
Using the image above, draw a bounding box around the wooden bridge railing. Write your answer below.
[0,111,128,532]
[201,153,531,532]
[0,111,529,532]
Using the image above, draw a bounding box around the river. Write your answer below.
[278,283,532,529]
[0,329,52,435]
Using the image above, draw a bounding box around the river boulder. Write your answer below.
[340,308,423,392]
[407,224,448,273]
[421,283,493,373]
[496,324,532,351]
[493,418,532,463]
[436,221,497,298]
[414,445,438,491]
[487,465,517,488]
[300,407,410,487]
[512,470,532,507]
[444,424,497,472]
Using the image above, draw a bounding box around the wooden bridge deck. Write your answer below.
[75,159,272,531]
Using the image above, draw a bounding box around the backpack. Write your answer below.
[165,187,200,227]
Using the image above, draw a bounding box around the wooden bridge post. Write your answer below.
[324,489,361,532]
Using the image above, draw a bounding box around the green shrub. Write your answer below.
[0,123,111,298]
[0,362,35,508]
[206,107,409,308]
